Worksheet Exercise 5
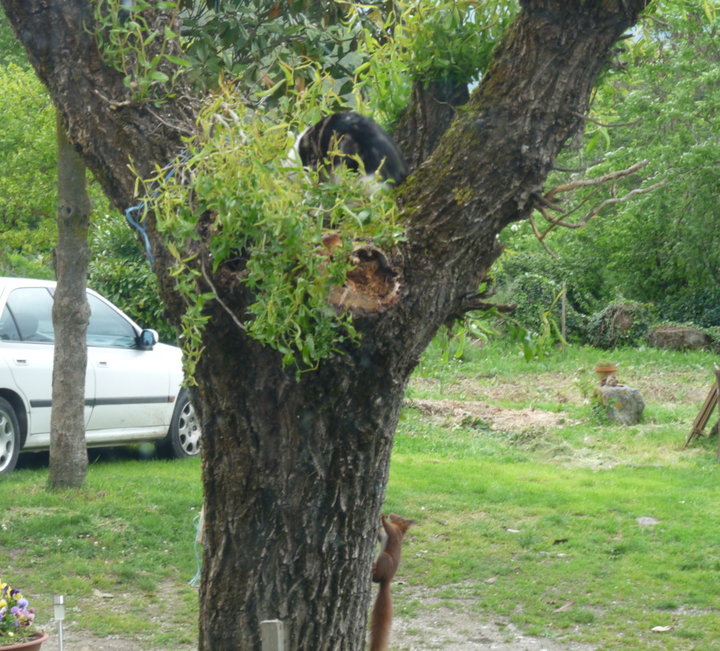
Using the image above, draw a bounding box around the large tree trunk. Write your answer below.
[48,115,90,489]
[1,1,648,648]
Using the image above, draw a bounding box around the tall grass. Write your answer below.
[396,339,720,648]
[1,452,201,648]
[1,341,718,649]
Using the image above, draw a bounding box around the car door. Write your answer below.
[0,286,94,438]
[84,292,173,436]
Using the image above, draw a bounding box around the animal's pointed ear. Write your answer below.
[388,513,415,531]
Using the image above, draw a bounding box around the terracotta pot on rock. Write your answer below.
[0,632,49,651]
[594,362,618,382]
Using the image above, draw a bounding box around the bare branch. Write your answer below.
[528,160,665,251]
[528,213,557,256]
[571,110,641,129]
[545,159,649,201]
[569,179,666,228]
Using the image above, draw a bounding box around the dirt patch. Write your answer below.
[42,631,166,651]
[412,367,711,410]
[39,608,593,651]
[406,398,574,432]
[411,374,584,409]
[394,608,594,650]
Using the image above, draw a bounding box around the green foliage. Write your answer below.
[0,19,173,334]
[387,0,515,85]
[498,6,720,329]
[145,88,403,372]
[89,213,174,342]
[0,12,26,67]
[94,0,192,102]
[499,272,561,333]
[179,0,377,98]
[508,286,567,361]
[355,0,516,123]
[177,1,515,124]
[0,62,57,277]
[434,313,500,366]
[0,55,128,287]
[434,276,570,364]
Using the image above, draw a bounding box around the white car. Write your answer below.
[0,277,200,473]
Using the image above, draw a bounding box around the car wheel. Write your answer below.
[0,397,21,474]
[162,389,201,459]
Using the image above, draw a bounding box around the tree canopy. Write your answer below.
[498,3,720,330]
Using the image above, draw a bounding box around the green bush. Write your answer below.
[501,272,561,331]
[497,271,586,340]
[89,213,175,343]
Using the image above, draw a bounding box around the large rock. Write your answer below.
[597,385,645,425]
[647,325,712,351]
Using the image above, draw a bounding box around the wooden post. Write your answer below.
[715,367,720,462]
[561,281,567,341]
[260,620,285,651]
[685,384,718,447]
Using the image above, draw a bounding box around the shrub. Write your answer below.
[586,300,656,349]
[498,272,586,341]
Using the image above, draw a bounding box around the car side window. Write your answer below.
[0,305,20,341]
[4,287,55,343]
[86,294,138,348]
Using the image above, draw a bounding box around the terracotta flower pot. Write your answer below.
[594,363,619,382]
[0,632,49,651]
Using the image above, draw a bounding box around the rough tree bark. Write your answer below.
[1,1,649,648]
[48,115,91,489]
[394,79,469,174]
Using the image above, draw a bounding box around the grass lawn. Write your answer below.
[1,341,719,649]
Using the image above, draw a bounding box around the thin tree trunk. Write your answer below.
[48,115,91,489]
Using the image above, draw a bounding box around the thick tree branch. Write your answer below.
[398,1,649,253]
[393,79,469,174]
[383,0,649,365]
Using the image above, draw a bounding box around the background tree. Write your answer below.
[48,119,91,489]
[1,1,650,648]
[496,3,720,333]
[0,25,56,278]
[0,13,164,336]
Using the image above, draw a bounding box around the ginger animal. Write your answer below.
[370,513,414,651]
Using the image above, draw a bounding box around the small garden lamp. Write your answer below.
[53,595,65,651]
